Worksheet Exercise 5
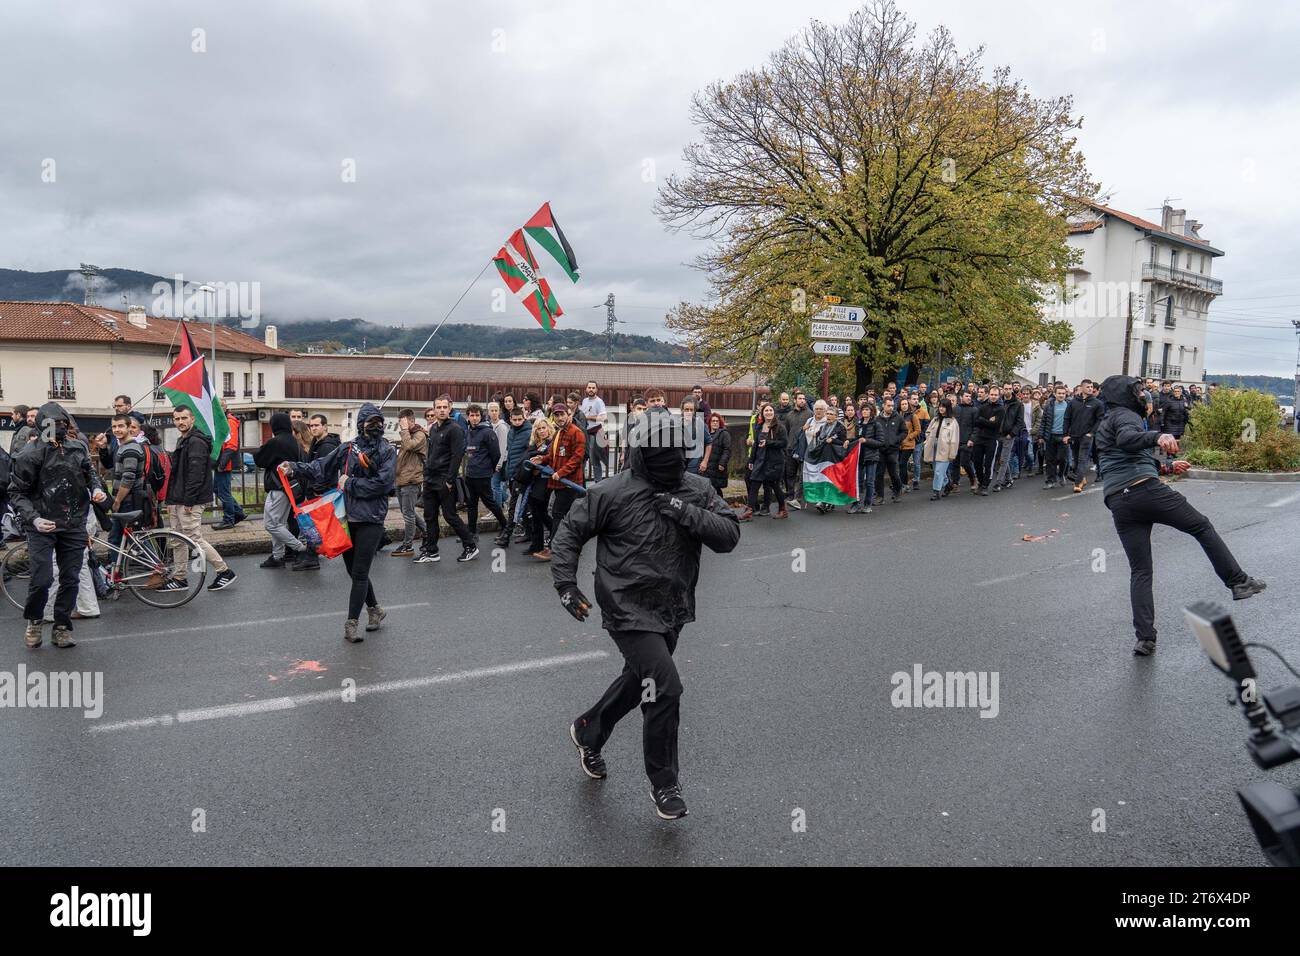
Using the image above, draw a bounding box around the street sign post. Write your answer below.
[812,305,866,323]
[812,341,852,355]
[809,321,866,341]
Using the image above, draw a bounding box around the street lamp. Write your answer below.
[198,283,217,374]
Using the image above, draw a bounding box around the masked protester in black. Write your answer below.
[1093,376,1266,656]
[551,407,740,820]
[9,402,107,648]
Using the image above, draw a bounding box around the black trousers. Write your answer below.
[341,520,382,621]
[875,450,903,499]
[422,480,473,553]
[746,476,784,511]
[1042,435,1067,483]
[550,487,579,541]
[575,628,683,789]
[464,475,505,537]
[528,488,552,553]
[1069,435,1093,482]
[1105,479,1247,642]
[970,438,997,488]
[24,528,86,627]
[954,442,976,486]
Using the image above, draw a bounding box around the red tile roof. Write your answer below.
[0,301,293,357]
[1077,201,1223,255]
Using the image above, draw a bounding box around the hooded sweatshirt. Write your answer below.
[8,401,104,531]
[1093,376,1163,499]
[253,412,302,494]
[290,402,396,524]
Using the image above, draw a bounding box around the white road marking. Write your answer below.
[739,527,917,562]
[77,602,433,644]
[1266,490,1300,509]
[974,550,1120,587]
[88,650,610,734]
[1051,486,1101,501]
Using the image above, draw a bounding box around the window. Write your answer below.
[1170,249,1178,270]
[257,372,265,397]
[1038,372,1048,386]
[152,369,163,401]
[1150,244,1158,264]
[243,372,252,397]
[49,367,75,400]
[1161,342,1172,370]
[1139,341,1152,375]
[222,371,234,398]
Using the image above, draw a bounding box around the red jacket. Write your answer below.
[548,421,586,489]
[218,415,240,473]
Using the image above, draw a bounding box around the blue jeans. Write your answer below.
[491,472,507,508]
[213,470,245,523]
[861,462,878,504]
[931,460,949,492]
[912,445,923,483]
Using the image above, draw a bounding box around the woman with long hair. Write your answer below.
[922,398,960,500]
[519,417,555,557]
[740,403,787,520]
[702,411,731,492]
[293,419,313,456]
[852,402,879,514]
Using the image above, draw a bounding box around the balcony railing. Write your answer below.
[1142,262,1223,295]
[48,387,76,400]
[1141,363,1183,379]
[222,389,236,398]
[243,390,253,397]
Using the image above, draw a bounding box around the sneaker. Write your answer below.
[929,492,940,501]
[912,480,920,490]
[160,579,188,591]
[365,605,386,632]
[214,520,237,532]
[493,531,511,548]
[532,548,552,562]
[1232,577,1267,601]
[260,556,286,569]
[24,621,42,649]
[344,619,363,644]
[391,545,414,557]
[788,499,802,511]
[1133,639,1156,656]
[991,483,1002,492]
[70,611,99,620]
[650,783,688,820]
[290,550,320,571]
[1043,481,1056,489]
[569,722,608,779]
[457,545,480,562]
[51,625,76,649]
[512,526,528,541]
[414,551,440,564]
[207,569,238,591]
[863,505,873,514]
[846,501,860,514]
[980,489,990,497]
[890,496,900,504]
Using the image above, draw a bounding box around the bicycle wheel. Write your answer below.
[121,529,206,609]
[1,541,31,611]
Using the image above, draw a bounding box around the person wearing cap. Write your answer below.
[551,407,740,820]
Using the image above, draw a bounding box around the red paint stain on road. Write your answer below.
[1021,529,1060,543]
[290,660,328,674]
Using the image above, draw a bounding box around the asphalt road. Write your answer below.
[2,476,1297,866]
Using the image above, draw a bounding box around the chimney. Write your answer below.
[1185,219,1203,239]
[1161,205,1186,234]
[127,305,148,329]
[264,325,278,350]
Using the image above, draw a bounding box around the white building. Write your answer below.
[0,300,292,447]
[1018,202,1223,387]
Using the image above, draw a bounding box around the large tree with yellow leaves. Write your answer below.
[656,1,1097,391]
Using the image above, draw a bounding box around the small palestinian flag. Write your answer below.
[524,202,580,283]
[158,323,229,460]
[802,439,860,506]
[493,229,562,330]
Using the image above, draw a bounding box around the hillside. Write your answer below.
[1204,374,1295,399]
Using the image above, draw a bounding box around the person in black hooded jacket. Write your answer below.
[9,401,107,648]
[1093,375,1266,657]
[283,402,396,644]
[552,407,740,821]
[254,412,308,568]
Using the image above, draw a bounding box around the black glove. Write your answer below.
[653,492,689,522]
[558,584,592,622]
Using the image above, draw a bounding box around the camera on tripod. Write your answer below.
[1185,601,1300,866]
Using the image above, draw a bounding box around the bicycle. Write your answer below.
[1,508,207,611]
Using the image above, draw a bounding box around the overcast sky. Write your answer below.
[2,0,1298,375]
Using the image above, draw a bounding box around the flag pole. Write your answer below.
[379,258,494,410]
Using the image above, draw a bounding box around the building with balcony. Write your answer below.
[0,300,292,447]
[1017,201,1224,387]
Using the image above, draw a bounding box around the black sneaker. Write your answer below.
[207,569,238,591]
[493,531,511,547]
[390,545,414,557]
[1232,577,1267,601]
[569,723,607,779]
[214,520,237,531]
[291,550,320,571]
[1133,639,1157,656]
[980,489,990,496]
[160,579,188,591]
[1044,481,1056,489]
[991,483,1002,492]
[414,551,440,564]
[457,545,479,563]
[260,556,285,569]
[650,783,688,820]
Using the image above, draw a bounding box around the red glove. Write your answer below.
[1171,460,1191,475]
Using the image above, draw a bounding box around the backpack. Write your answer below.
[143,444,171,500]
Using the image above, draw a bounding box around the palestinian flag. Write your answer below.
[523,202,580,283]
[158,323,229,460]
[493,230,562,330]
[802,437,859,506]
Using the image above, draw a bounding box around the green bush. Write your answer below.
[1224,430,1300,472]
[1185,389,1281,452]
[1182,447,1228,469]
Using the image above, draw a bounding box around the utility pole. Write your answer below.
[820,358,830,400]
[1293,320,1300,434]
[1122,291,1135,376]
[604,293,618,362]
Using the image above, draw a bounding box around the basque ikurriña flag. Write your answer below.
[158,323,229,460]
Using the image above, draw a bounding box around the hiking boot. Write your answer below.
[1232,577,1267,601]
[344,619,363,643]
[1133,639,1156,656]
[390,545,414,557]
[24,621,43,649]
[365,605,386,632]
[260,556,286,569]
[650,783,688,821]
[569,722,607,780]
[51,625,76,649]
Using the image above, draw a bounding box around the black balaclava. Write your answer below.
[631,407,686,491]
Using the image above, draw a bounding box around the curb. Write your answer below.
[1183,468,1300,483]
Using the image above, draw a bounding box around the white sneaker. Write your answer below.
[788,499,803,510]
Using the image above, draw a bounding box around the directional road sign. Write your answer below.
[812,341,853,355]
[809,321,866,341]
